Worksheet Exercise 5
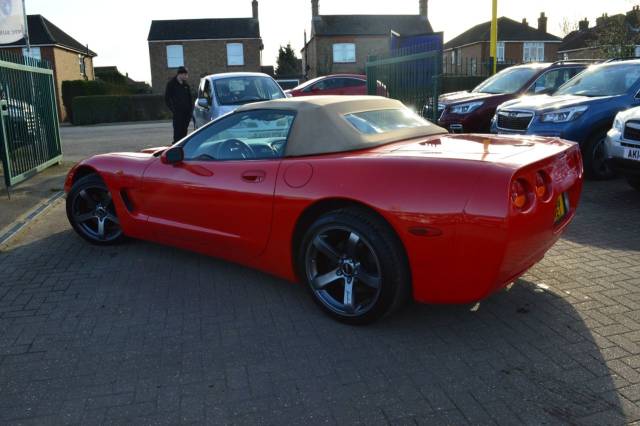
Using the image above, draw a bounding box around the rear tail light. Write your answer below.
[535,171,551,200]
[510,178,531,210]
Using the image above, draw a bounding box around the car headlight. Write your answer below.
[450,101,484,115]
[540,106,588,123]
[612,114,624,132]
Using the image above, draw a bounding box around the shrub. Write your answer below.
[61,80,133,123]
[71,95,171,125]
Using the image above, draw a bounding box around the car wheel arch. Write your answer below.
[290,197,409,280]
[72,165,101,185]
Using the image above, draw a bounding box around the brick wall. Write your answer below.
[52,47,95,121]
[149,39,262,94]
[305,35,389,79]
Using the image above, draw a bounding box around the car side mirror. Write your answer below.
[162,146,184,164]
[197,98,209,108]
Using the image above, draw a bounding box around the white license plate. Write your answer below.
[625,148,640,162]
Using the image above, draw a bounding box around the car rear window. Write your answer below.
[344,109,431,134]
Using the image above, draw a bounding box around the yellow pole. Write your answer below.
[490,0,498,74]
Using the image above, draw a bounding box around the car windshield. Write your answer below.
[472,67,540,94]
[213,76,285,106]
[554,63,640,97]
[344,109,431,134]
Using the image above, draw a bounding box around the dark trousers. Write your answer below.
[172,112,191,142]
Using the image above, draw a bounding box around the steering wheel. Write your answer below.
[217,139,255,160]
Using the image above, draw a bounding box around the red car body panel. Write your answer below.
[65,134,583,304]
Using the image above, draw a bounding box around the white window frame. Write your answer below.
[332,43,356,64]
[166,45,184,68]
[497,42,505,63]
[635,45,640,58]
[523,42,545,62]
[22,47,41,61]
[227,43,244,66]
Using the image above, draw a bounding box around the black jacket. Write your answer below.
[165,77,193,116]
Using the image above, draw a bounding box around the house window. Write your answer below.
[79,55,86,77]
[523,42,545,62]
[22,47,41,61]
[333,43,356,63]
[227,43,244,66]
[166,45,184,68]
[635,45,640,57]
[497,42,505,63]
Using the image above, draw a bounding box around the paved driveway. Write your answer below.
[0,177,639,424]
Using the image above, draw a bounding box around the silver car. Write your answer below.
[605,106,640,191]
[193,72,286,128]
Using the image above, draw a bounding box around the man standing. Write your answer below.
[165,66,193,142]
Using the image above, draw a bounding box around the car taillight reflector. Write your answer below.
[535,171,550,199]
[511,179,528,210]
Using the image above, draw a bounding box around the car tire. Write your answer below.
[298,208,410,325]
[628,177,640,192]
[66,174,125,245]
[583,130,615,180]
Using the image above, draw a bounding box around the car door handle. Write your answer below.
[242,170,266,183]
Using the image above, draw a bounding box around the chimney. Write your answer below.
[522,18,528,26]
[419,0,428,20]
[596,13,608,27]
[311,0,319,17]
[252,0,258,19]
[579,18,589,31]
[538,12,547,33]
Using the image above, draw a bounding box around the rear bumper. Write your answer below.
[410,149,583,304]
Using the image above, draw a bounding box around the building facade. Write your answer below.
[147,1,263,93]
[301,0,433,79]
[444,14,561,72]
[0,15,97,121]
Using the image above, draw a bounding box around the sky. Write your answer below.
[18,0,640,84]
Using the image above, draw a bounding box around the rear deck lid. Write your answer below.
[382,134,576,167]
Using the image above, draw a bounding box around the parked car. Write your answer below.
[276,79,300,91]
[64,96,583,324]
[193,72,285,128]
[605,106,640,191]
[491,59,640,179]
[436,62,587,133]
[286,74,379,97]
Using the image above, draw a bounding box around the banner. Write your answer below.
[0,0,25,44]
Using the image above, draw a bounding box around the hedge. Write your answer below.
[61,80,133,123]
[71,95,171,125]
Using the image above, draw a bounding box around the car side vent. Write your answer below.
[120,190,135,213]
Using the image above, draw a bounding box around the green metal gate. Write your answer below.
[0,52,62,191]
[366,44,443,122]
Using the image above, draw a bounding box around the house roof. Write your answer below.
[444,17,561,50]
[558,13,640,52]
[312,15,432,37]
[148,18,260,41]
[0,15,96,56]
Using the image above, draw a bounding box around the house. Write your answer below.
[558,7,640,59]
[0,15,97,121]
[147,0,263,94]
[301,0,433,79]
[444,13,561,70]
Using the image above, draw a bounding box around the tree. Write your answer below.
[559,18,578,37]
[591,15,635,58]
[275,44,300,78]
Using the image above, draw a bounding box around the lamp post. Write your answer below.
[489,0,497,74]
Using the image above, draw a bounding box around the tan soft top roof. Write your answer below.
[235,96,447,157]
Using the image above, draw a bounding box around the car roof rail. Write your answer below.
[604,57,640,63]
[550,59,602,66]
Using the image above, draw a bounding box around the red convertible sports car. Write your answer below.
[64,96,583,324]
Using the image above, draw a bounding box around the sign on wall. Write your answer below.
[0,0,25,44]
